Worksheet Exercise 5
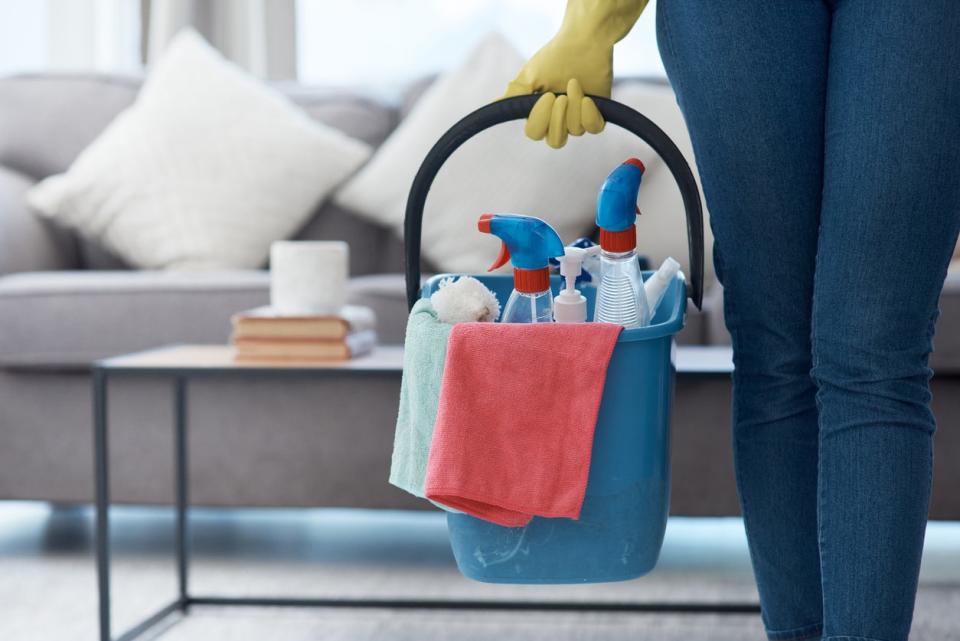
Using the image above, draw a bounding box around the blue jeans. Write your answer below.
[656,1,960,640]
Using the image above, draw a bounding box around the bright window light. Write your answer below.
[296,0,665,93]
[0,0,141,76]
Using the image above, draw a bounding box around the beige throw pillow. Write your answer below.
[335,34,713,283]
[28,30,372,270]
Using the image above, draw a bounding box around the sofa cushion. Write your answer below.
[0,167,79,274]
[0,271,271,367]
[0,267,708,366]
[932,271,960,374]
[346,273,410,345]
[293,202,398,277]
[77,241,130,271]
[0,271,414,367]
[0,74,140,181]
[289,89,399,148]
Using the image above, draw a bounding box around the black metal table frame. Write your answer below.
[93,356,758,641]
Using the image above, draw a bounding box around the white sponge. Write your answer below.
[431,276,501,324]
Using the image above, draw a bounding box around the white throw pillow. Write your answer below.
[28,30,371,270]
[335,34,713,283]
[335,34,607,274]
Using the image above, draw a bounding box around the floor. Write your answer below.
[2,503,959,641]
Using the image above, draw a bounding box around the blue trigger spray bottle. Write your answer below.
[477,213,565,323]
[594,158,651,328]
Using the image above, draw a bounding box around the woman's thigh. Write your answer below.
[656,1,830,392]
[812,0,960,416]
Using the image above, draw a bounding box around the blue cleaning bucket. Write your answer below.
[403,94,705,584]
[423,273,684,583]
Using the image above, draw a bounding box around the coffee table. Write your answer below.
[93,343,747,641]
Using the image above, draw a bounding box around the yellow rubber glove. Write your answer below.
[503,0,648,148]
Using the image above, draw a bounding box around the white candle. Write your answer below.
[270,241,348,316]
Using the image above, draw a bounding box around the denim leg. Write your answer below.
[656,2,829,638]
[813,2,960,640]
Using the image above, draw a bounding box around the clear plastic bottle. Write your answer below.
[595,249,649,327]
[476,213,565,323]
[502,289,555,323]
[593,158,651,328]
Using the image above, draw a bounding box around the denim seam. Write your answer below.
[811,210,829,633]
[816,388,828,637]
[767,621,824,641]
[821,637,892,641]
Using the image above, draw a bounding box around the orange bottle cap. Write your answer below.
[599,226,637,252]
[514,267,550,293]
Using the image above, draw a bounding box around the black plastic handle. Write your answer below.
[403,94,704,311]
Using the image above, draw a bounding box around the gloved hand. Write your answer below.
[502,0,648,149]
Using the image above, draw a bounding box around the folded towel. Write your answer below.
[389,299,454,500]
[425,322,622,527]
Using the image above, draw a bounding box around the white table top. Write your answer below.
[95,344,732,375]
[96,344,405,373]
[674,345,734,374]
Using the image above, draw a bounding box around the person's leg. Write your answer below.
[656,3,829,638]
[813,2,960,639]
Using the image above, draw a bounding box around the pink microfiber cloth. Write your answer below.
[425,322,622,527]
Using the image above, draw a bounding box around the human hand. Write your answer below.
[501,0,648,149]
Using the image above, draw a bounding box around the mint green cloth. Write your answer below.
[389,299,454,502]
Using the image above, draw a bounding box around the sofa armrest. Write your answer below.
[0,166,78,274]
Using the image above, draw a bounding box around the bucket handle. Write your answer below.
[403,94,704,311]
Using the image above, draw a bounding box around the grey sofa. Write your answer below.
[1,73,958,518]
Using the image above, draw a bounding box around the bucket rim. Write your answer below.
[420,273,687,342]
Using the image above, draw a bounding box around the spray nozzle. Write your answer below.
[596,158,645,252]
[477,213,565,272]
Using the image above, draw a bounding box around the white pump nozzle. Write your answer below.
[554,245,601,323]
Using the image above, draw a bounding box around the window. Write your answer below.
[0,0,141,76]
[1,0,667,89]
[296,0,665,93]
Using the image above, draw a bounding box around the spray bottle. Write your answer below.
[555,245,601,323]
[478,213,565,323]
[594,158,651,328]
[644,257,681,321]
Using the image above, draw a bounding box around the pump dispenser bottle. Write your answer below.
[478,213,565,323]
[594,158,650,328]
[555,245,601,323]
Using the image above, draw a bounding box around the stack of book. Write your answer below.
[230,305,377,363]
